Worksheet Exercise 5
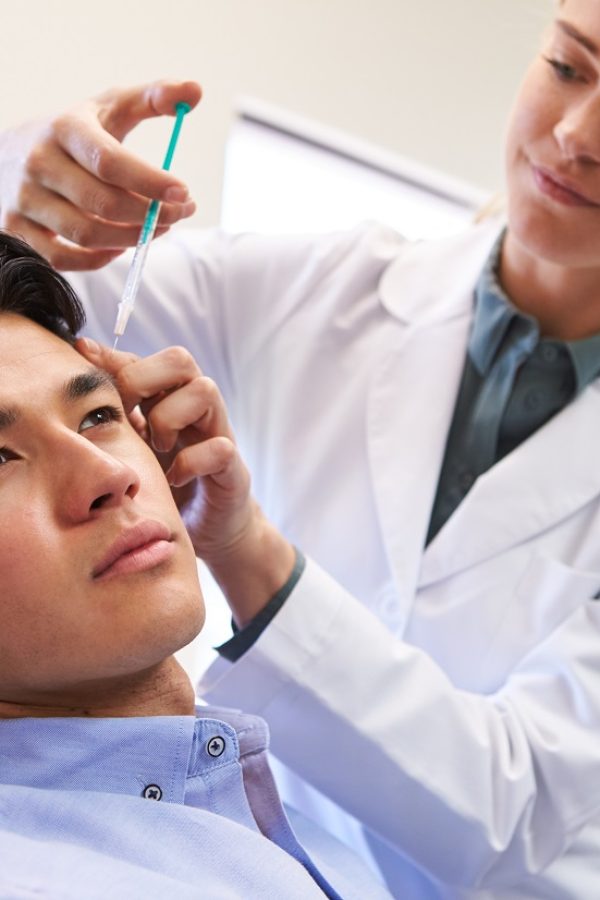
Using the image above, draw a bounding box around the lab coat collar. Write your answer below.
[377,217,503,325]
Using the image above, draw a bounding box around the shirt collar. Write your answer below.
[0,706,264,802]
[566,332,600,394]
[469,230,539,375]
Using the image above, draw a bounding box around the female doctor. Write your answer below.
[2,1,600,896]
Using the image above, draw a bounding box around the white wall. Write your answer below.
[0,0,552,227]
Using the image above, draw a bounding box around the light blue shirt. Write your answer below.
[0,706,389,899]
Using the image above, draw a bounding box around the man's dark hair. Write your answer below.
[0,231,85,342]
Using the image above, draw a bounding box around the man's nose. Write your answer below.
[53,431,140,522]
[554,96,600,165]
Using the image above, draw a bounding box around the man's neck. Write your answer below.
[0,657,197,719]
[500,231,600,340]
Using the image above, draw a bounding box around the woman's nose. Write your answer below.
[554,97,600,164]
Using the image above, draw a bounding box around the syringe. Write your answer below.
[113,101,191,350]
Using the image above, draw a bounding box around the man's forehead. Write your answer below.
[0,312,73,369]
[0,316,117,410]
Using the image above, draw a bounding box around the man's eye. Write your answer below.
[0,447,16,466]
[544,56,583,83]
[79,405,123,433]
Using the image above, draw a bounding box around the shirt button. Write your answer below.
[207,736,226,758]
[142,784,163,801]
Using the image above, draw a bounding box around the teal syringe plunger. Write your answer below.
[113,101,191,349]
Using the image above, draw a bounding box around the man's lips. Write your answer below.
[92,521,174,580]
[532,164,600,207]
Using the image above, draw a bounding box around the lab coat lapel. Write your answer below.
[367,317,470,607]
[420,379,600,586]
[366,220,502,607]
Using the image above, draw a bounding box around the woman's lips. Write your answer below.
[532,164,600,207]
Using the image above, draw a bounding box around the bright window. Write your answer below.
[221,98,489,238]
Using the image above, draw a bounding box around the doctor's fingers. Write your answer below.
[81,343,235,448]
[5,217,125,272]
[17,139,195,229]
[93,80,202,141]
[165,435,250,493]
[57,81,201,201]
[144,375,237,455]
[9,181,172,254]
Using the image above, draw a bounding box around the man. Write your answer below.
[0,231,388,899]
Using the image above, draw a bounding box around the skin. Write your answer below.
[0,316,293,720]
[0,315,203,718]
[500,0,600,338]
[0,80,202,270]
[80,337,296,629]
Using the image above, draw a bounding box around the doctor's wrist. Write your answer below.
[218,547,306,662]
[204,510,296,629]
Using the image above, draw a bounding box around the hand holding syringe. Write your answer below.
[113,101,191,349]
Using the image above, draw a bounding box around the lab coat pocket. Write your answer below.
[482,553,600,687]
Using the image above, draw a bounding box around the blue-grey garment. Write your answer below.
[427,231,600,544]
[219,547,306,662]
[0,707,389,899]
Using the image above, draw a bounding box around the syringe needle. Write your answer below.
[111,101,191,346]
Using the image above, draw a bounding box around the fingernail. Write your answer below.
[81,337,100,354]
[171,200,196,221]
[164,185,189,203]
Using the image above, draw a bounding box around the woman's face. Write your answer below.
[505,0,600,268]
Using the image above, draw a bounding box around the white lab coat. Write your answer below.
[72,220,600,899]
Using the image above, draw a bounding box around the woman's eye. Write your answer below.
[79,405,123,433]
[544,56,583,83]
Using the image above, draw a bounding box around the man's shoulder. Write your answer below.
[0,782,327,899]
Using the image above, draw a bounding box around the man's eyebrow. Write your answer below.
[0,408,18,432]
[62,369,119,403]
[0,369,119,435]
[556,19,599,57]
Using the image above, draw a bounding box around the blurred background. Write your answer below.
[2,0,551,229]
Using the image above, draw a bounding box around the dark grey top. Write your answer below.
[427,230,600,543]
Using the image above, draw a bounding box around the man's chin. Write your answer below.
[173,603,207,652]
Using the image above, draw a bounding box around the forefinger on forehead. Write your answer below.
[110,346,201,411]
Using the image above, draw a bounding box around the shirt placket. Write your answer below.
[185,716,260,833]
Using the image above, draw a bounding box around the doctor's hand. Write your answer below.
[77,338,296,628]
[0,80,201,272]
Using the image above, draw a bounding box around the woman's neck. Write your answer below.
[500,230,600,340]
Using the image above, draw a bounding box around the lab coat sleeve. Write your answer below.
[197,555,600,890]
